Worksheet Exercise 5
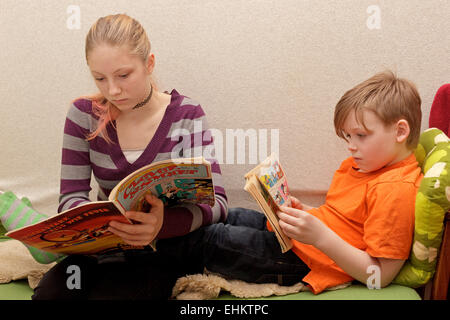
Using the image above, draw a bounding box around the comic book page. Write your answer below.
[244,153,293,252]
[245,153,291,208]
[244,175,292,252]
[6,201,141,255]
[256,154,291,207]
[110,157,215,212]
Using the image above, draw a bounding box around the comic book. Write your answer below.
[244,153,293,253]
[6,157,215,255]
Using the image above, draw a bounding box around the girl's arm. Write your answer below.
[59,102,93,212]
[112,102,228,242]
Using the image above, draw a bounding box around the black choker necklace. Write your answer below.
[132,85,153,110]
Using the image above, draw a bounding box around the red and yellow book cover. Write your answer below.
[6,201,139,255]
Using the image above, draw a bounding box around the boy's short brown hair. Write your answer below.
[334,70,422,149]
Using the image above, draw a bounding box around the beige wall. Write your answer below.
[0,0,449,214]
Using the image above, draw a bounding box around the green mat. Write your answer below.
[0,282,420,300]
[0,280,33,300]
[217,284,421,300]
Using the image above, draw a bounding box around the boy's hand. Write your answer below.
[277,206,327,246]
[289,196,315,211]
[108,194,164,246]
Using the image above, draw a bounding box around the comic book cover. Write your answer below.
[6,201,140,255]
[256,154,291,207]
[110,158,215,212]
[245,153,291,208]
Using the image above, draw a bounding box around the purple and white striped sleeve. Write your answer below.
[58,100,92,212]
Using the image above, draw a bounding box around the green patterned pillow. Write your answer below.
[393,128,450,287]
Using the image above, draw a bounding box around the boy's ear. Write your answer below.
[395,119,410,143]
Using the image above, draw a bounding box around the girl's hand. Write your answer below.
[277,205,327,247]
[108,193,164,246]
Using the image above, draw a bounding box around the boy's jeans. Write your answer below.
[158,207,310,286]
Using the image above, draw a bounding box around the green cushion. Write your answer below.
[217,284,421,300]
[394,128,450,287]
[0,281,33,300]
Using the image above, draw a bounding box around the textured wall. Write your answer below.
[0,0,449,213]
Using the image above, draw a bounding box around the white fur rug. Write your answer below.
[172,272,351,300]
[0,240,55,289]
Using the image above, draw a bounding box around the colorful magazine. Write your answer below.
[244,153,293,252]
[6,157,215,255]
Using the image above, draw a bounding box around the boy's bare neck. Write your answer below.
[379,148,413,172]
[392,148,413,165]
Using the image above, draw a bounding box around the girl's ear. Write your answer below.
[396,119,410,143]
[146,54,155,74]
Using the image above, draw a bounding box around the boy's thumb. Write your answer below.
[289,196,302,208]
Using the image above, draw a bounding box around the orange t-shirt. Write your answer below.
[291,153,422,294]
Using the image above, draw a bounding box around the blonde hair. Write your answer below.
[76,14,152,143]
[334,70,422,149]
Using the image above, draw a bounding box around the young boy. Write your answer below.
[159,70,423,294]
[276,70,423,293]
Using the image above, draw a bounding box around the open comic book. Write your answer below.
[244,153,293,253]
[6,157,215,255]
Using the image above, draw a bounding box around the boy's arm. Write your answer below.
[278,206,405,287]
[314,226,405,287]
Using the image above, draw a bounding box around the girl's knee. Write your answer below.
[32,255,96,300]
